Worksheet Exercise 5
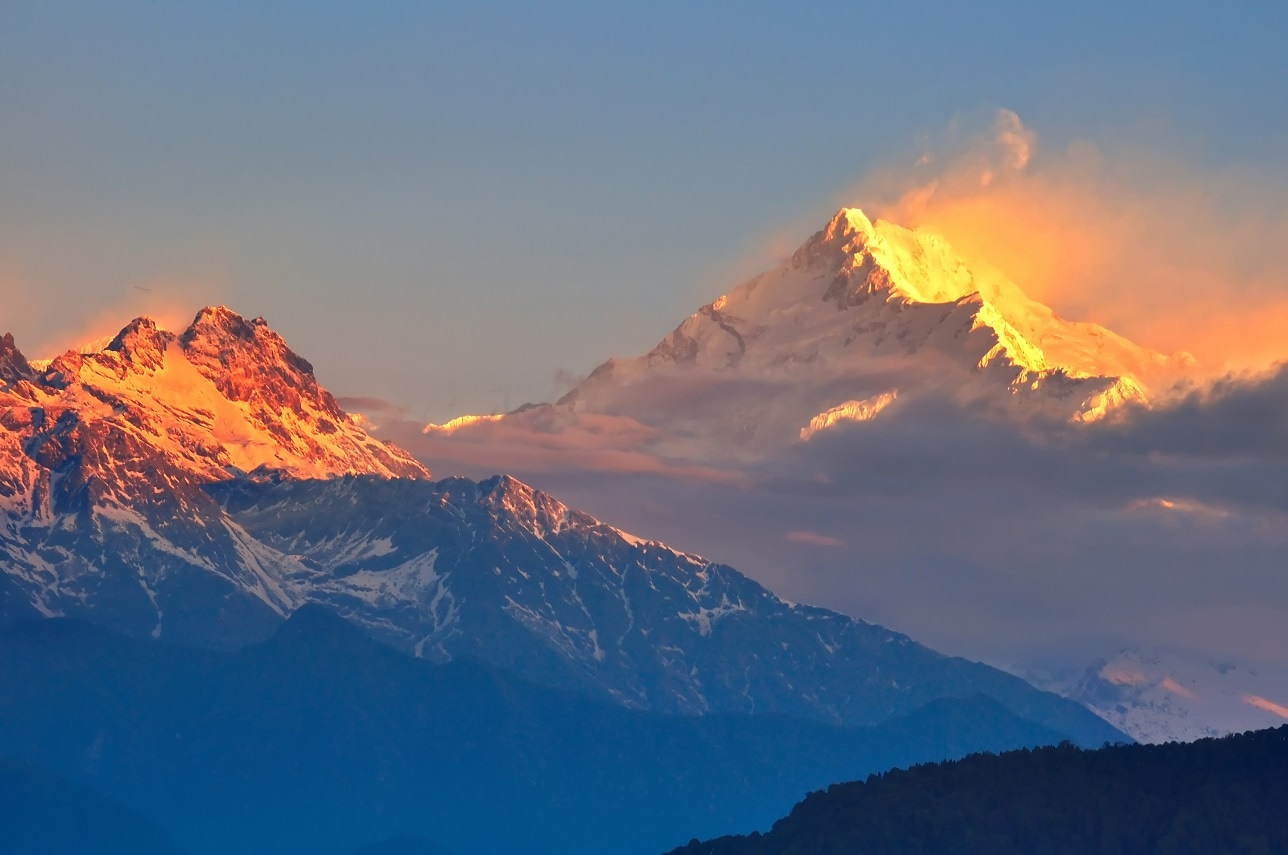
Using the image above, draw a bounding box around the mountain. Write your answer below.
[412,207,1275,746]
[428,209,1186,456]
[0,307,428,646]
[210,472,1122,743]
[571,208,1166,399]
[1026,648,1288,744]
[667,725,1288,855]
[0,758,184,855]
[0,610,1075,855]
[0,307,1122,745]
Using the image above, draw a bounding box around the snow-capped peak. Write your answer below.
[541,206,1172,450]
[103,316,174,371]
[800,208,1175,385]
[0,307,430,499]
[1028,647,1288,744]
[822,207,876,242]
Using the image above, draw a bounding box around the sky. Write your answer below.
[3,1,1287,421]
[4,2,1288,677]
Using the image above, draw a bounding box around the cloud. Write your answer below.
[1160,677,1197,700]
[389,361,1288,669]
[22,274,222,361]
[850,108,1288,376]
[0,264,38,337]
[335,396,411,417]
[784,530,845,547]
[1089,362,1288,460]
[1243,694,1288,720]
[385,406,749,486]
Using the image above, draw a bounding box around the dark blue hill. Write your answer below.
[0,606,1073,855]
[0,758,184,854]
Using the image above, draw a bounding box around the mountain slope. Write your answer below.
[0,610,1075,855]
[210,473,1123,743]
[0,758,184,855]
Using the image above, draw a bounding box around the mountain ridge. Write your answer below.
[0,306,1122,746]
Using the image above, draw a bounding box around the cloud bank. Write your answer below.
[392,359,1288,670]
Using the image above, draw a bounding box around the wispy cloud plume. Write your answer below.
[1243,694,1288,720]
[21,274,222,360]
[785,529,845,548]
[852,109,1288,374]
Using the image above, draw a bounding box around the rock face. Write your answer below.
[0,306,1121,747]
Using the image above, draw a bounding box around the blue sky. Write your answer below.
[2,1,1285,419]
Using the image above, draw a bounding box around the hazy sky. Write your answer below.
[3,1,1286,420]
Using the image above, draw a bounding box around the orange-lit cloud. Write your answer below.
[394,408,750,486]
[851,109,1288,376]
[784,529,845,548]
[1100,666,1148,687]
[0,264,43,344]
[23,274,221,361]
[1160,676,1197,699]
[1243,694,1288,720]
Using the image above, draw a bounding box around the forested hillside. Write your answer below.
[670,726,1288,855]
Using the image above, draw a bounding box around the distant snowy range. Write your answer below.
[2,208,1286,852]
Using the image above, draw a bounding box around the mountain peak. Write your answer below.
[540,205,1174,447]
[179,306,280,352]
[0,333,34,384]
[479,473,578,536]
[187,304,264,334]
[104,317,175,372]
[178,306,340,419]
[1,305,430,493]
[824,207,875,242]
